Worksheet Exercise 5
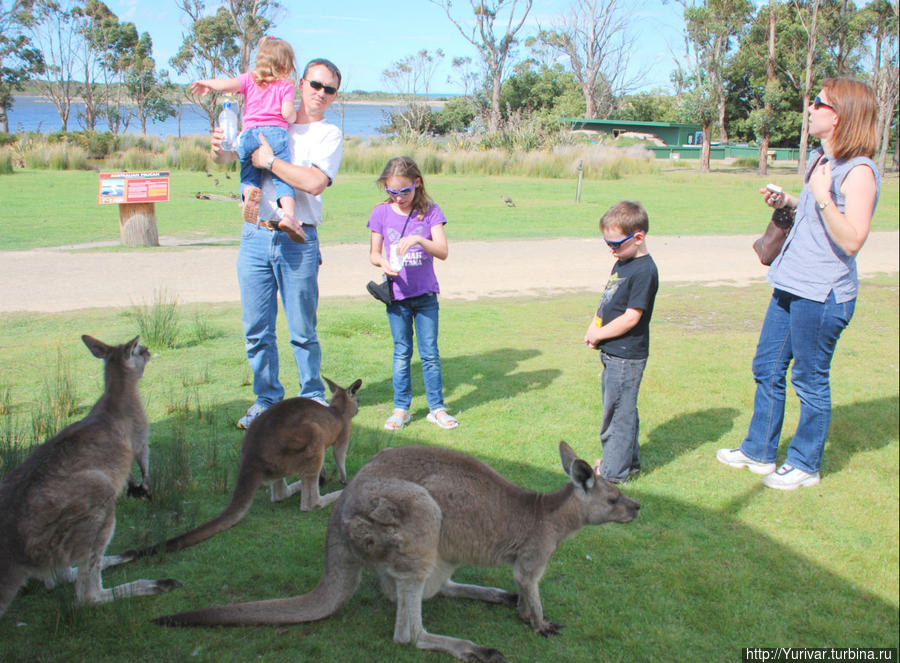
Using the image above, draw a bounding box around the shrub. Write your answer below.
[0,148,12,175]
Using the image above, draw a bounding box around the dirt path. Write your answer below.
[1,233,897,313]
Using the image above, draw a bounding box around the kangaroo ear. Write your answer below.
[82,335,110,359]
[126,336,141,356]
[323,376,338,394]
[570,459,596,492]
[349,379,362,396]
[558,440,578,475]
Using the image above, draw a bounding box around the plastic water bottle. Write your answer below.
[217,101,238,152]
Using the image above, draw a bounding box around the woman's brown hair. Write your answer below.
[823,78,878,161]
[377,156,433,219]
[252,36,296,86]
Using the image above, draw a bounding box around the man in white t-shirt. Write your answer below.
[211,58,343,429]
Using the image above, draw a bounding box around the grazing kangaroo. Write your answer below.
[155,441,640,662]
[123,378,362,562]
[0,335,180,619]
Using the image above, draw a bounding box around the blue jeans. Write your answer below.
[237,126,294,204]
[599,352,647,482]
[740,289,855,473]
[386,293,445,412]
[236,221,324,406]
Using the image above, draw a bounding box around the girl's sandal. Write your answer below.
[384,410,411,431]
[426,410,459,430]
[242,185,262,223]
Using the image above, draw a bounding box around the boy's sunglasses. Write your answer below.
[605,232,637,249]
[307,80,338,95]
[813,95,835,111]
[385,185,415,198]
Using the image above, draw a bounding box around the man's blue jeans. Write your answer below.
[386,293,445,412]
[740,289,855,473]
[237,222,324,406]
[599,352,646,482]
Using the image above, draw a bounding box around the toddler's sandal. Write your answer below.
[427,410,458,430]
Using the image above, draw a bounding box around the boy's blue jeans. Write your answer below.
[237,222,324,406]
[237,126,295,204]
[386,293,446,412]
[599,352,647,482]
[739,289,854,474]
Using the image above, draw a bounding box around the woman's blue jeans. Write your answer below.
[740,289,855,473]
[236,222,324,407]
[386,293,445,412]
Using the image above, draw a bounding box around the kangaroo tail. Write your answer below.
[0,562,30,620]
[154,509,362,627]
[129,469,262,560]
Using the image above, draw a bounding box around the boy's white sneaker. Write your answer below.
[716,447,776,475]
[761,464,820,490]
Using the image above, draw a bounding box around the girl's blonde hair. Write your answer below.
[823,78,878,161]
[377,156,433,219]
[252,36,296,86]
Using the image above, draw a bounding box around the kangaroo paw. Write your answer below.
[537,621,564,637]
[156,578,182,592]
[468,647,507,662]
[126,482,152,501]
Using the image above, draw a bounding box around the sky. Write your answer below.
[103,0,689,95]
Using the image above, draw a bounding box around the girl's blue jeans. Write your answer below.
[238,126,294,204]
[386,293,446,412]
[740,289,855,473]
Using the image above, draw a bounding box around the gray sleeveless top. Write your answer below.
[768,148,881,303]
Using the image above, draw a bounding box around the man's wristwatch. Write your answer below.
[817,199,831,211]
[266,156,276,171]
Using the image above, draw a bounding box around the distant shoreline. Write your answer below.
[12,94,448,108]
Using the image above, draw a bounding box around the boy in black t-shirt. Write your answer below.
[584,201,659,483]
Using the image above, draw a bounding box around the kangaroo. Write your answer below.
[154,441,640,662]
[122,378,362,562]
[0,335,180,619]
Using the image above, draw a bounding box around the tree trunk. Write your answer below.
[700,122,711,172]
[489,69,503,132]
[584,88,596,119]
[758,3,776,177]
[798,0,820,175]
[119,203,160,247]
[0,109,8,133]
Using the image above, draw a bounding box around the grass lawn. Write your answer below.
[1,166,898,250]
[0,279,897,662]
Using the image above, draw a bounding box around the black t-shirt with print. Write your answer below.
[595,254,659,359]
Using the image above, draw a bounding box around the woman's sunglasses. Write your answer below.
[385,185,415,198]
[813,95,835,111]
[307,80,338,95]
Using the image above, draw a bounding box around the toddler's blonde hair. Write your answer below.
[252,36,296,86]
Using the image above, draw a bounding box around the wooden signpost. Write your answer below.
[97,171,170,246]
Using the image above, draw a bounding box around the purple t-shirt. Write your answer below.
[367,202,446,301]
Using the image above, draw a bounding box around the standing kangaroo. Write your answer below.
[0,335,180,619]
[123,378,362,561]
[155,441,640,662]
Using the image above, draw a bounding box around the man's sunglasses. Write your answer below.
[307,80,338,95]
[605,232,637,249]
[813,95,835,111]
[385,185,415,198]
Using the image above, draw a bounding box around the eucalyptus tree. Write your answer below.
[860,0,898,173]
[380,49,445,136]
[432,0,534,132]
[536,0,642,119]
[28,0,81,131]
[0,0,44,133]
[126,32,176,135]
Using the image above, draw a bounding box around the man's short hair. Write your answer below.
[303,58,342,89]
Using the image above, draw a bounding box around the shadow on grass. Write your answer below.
[640,407,741,479]
[359,347,562,415]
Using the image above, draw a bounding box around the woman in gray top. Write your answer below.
[717,78,882,490]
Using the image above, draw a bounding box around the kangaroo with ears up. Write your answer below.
[0,335,180,619]
[121,378,363,562]
[155,441,640,662]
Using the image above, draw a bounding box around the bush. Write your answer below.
[0,148,12,175]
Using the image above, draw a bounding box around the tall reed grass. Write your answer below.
[0,148,13,174]
[23,144,90,170]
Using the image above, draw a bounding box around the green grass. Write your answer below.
[1,167,897,250]
[0,280,897,662]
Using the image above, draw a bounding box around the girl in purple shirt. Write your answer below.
[367,157,458,431]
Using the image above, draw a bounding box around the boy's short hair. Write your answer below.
[600,201,649,235]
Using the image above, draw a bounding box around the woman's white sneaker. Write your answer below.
[715,448,776,475]
[761,464,820,490]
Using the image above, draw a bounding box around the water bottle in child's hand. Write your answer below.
[217,101,238,152]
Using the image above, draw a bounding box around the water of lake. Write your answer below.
[7,96,417,139]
